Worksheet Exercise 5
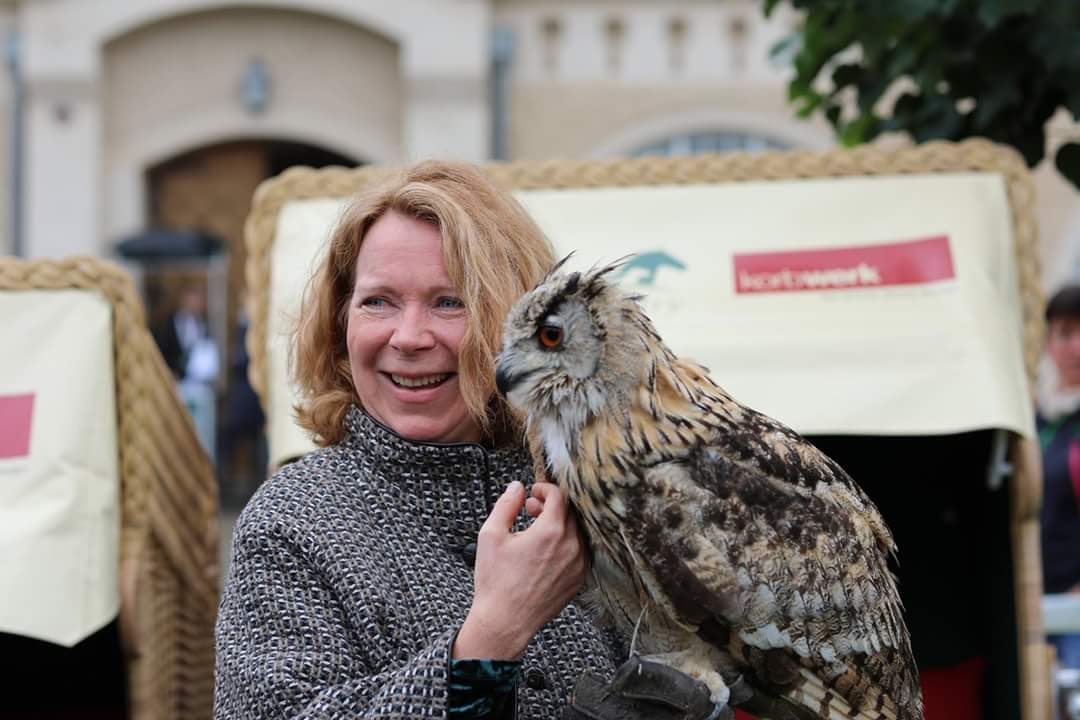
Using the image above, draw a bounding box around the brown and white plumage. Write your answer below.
[494,260,923,720]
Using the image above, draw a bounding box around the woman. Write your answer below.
[214,161,620,719]
[215,161,724,720]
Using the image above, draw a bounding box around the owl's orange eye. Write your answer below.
[537,324,564,349]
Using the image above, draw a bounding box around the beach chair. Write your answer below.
[0,257,219,720]
[243,139,1049,720]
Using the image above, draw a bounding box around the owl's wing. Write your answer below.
[622,413,922,720]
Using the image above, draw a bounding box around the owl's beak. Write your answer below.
[494,364,516,398]
[494,358,534,399]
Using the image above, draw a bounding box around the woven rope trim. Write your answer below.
[244,139,1044,411]
[0,257,219,719]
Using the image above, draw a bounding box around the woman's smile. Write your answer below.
[386,372,452,388]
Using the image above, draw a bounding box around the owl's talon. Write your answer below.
[705,705,734,720]
[567,656,722,720]
[727,675,753,705]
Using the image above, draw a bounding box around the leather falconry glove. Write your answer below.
[564,655,733,720]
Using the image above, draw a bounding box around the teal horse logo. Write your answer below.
[614,251,687,286]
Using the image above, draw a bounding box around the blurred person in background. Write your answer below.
[213,161,721,720]
[153,283,219,384]
[152,282,219,457]
[1038,284,1080,669]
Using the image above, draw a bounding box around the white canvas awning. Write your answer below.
[0,289,120,647]
[265,172,1034,467]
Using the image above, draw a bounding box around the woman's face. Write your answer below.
[346,210,481,443]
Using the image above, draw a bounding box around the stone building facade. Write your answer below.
[0,0,1075,290]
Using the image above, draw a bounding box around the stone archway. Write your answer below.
[100,4,401,246]
[145,138,358,353]
[21,0,488,259]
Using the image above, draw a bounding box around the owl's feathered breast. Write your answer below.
[545,354,921,720]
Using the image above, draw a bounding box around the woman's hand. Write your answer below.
[453,480,587,660]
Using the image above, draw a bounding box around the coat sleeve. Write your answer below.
[213,510,459,720]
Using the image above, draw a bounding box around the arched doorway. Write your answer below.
[145,138,358,503]
[148,139,356,309]
[146,138,358,346]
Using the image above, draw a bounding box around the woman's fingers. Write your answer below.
[528,481,567,524]
[481,481,525,536]
[462,479,588,660]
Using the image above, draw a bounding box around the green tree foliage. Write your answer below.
[765,0,1080,188]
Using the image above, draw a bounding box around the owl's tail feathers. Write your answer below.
[730,665,914,720]
[772,668,906,720]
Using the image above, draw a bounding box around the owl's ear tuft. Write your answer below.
[593,255,635,280]
[580,255,633,300]
[563,271,581,296]
[544,252,577,281]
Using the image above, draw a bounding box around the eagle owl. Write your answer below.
[494,260,923,720]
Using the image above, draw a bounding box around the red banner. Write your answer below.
[0,393,35,459]
[733,235,955,294]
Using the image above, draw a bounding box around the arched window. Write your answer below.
[633,131,789,156]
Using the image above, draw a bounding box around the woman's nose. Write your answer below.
[390,305,436,352]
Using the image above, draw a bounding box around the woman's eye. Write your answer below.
[361,297,387,308]
[437,297,465,310]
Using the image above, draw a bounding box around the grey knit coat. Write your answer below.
[214,407,621,719]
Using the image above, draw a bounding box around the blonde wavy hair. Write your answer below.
[292,160,556,446]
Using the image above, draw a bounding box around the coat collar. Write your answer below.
[341,405,533,539]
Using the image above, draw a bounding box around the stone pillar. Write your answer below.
[24,75,101,258]
[0,8,17,257]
